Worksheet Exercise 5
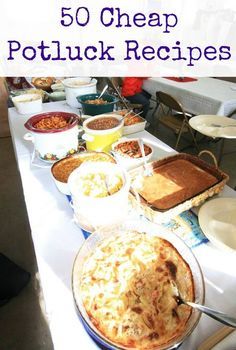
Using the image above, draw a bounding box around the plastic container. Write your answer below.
[77,93,119,116]
[62,77,97,108]
[82,114,124,152]
[12,93,42,115]
[68,162,130,232]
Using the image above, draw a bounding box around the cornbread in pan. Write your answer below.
[138,159,219,210]
[80,231,194,349]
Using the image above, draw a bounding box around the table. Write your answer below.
[143,77,236,117]
[8,101,236,350]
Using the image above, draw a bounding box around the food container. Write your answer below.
[68,162,130,232]
[77,93,119,116]
[112,138,154,170]
[62,77,97,108]
[51,151,116,195]
[12,93,43,114]
[47,91,66,102]
[31,77,55,92]
[24,111,81,162]
[129,152,229,223]
[114,109,147,135]
[82,114,124,152]
[72,220,205,350]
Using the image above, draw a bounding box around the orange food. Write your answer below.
[114,140,152,158]
[34,115,68,130]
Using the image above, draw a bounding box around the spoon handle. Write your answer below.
[186,302,236,328]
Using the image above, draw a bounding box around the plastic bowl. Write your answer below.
[72,220,205,350]
[51,151,116,195]
[12,93,42,115]
[68,162,130,232]
[77,93,119,116]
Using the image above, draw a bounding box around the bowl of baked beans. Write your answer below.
[82,114,124,153]
[77,93,119,116]
[24,111,82,162]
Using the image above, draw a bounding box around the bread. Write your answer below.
[138,159,218,210]
[80,231,194,349]
[31,77,55,91]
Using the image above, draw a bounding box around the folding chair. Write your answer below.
[153,91,199,151]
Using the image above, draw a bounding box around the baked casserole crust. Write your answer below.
[80,231,194,349]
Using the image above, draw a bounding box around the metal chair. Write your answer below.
[152,91,199,151]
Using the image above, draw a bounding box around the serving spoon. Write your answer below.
[172,281,236,328]
[98,84,108,99]
[138,139,153,177]
[210,123,236,128]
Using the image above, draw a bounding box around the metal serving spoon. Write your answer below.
[172,281,236,328]
[98,84,108,99]
[210,123,236,128]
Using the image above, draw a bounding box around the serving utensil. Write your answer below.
[138,139,153,177]
[172,281,236,328]
[98,84,108,99]
[210,123,236,128]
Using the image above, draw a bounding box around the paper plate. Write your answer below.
[189,115,236,139]
[198,197,236,253]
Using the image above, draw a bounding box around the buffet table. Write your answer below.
[8,101,236,350]
[143,77,236,117]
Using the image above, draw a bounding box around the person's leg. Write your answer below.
[125,92,150,118]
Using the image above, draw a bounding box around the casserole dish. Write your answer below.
[72,220,204,349]
[129,152,229,223]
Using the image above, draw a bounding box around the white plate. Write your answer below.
[189,115,236,139]
[198,197,236,253]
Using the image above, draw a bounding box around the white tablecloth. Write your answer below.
[8,101,236,350]
[143,77,236,117]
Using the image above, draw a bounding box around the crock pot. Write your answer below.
[82,114,124,152]
[62,77,97,108]
[24,111,81,162]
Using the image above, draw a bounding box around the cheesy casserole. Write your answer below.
[80,231,194,349]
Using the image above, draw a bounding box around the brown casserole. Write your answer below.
[80,231,194,349]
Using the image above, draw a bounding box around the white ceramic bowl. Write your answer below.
[112,137,154,170]
[12,93,42,114]
[62,77,97,108]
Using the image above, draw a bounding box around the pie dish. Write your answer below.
[72,220,204,350]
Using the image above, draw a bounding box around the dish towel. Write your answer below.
[162,210,208,248]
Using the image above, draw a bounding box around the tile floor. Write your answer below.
[0,111,235,350]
